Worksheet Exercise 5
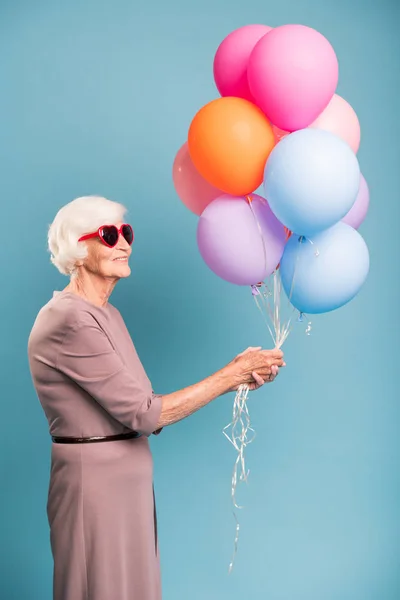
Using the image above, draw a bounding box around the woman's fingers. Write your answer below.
[262,348,284,358]
[263,352,284,366]
[252,367,279,387]
[251,371,265,387]
[237,346,262,358]
[234,348,285,390]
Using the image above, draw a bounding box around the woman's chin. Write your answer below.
[109,264,131,278]
[120,265,131,278]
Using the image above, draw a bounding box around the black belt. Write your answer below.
[51,431,141,444]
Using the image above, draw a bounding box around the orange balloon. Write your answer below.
[188,97,275,196]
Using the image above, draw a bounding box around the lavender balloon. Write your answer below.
[342,174,370,229]
[197,194,286,286]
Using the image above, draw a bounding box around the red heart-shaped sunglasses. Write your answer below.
[78,224,134,248]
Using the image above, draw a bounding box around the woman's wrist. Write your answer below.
[217,363,239,394]
[156,364,236,429]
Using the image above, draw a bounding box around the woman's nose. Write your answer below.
[117,235,131,251]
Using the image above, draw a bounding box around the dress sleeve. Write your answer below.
[55,317,163,437]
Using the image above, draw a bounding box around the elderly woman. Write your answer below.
[28,195,284,600]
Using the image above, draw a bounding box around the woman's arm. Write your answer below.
[51,314,283,435]
[156,348,284,428]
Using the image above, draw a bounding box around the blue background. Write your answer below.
[0,0,398,598]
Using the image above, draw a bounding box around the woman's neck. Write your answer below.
[64,273,117,308]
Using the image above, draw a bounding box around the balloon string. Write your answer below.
[246,194,293,347]
[246,196,320,347]
[221,195,265,574]
[223,200,318,572]
[223,384,255,573]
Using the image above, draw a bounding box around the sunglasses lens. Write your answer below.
[101,226,118,247]
[122,224,134,245]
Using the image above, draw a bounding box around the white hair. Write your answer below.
[48,195,127,276]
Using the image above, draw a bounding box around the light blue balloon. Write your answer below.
[280,222,370,314]
[264,129,361,237]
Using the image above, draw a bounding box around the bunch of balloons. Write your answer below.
[173,23,370,318]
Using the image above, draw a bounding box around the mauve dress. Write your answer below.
[27,291,163,600]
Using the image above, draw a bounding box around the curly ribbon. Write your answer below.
[223,384,255,573]
[223,196,319,572]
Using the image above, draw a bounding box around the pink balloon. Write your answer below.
[342,174,369,229]
[309,94,361,153]
[172,142,222,215]
[213,24,272,101]
[247,24,339,131]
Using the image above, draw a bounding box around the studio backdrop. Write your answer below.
[0,0,398,599]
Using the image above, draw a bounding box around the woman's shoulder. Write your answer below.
[28,291,108,351]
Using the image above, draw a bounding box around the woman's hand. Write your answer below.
[227,346,285,392]
[155,346,285,429]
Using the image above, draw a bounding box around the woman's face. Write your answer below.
[79,222,132,280]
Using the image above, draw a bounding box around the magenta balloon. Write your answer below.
[197,194,286,286]
[213,24,272,101]
[247,24,338,131]
[342,174,369,229]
